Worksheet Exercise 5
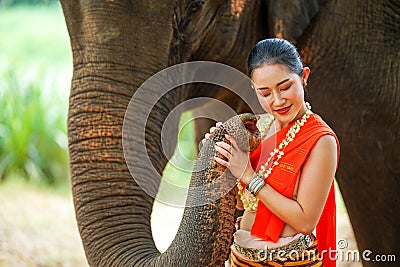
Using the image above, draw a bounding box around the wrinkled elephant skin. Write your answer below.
[60,0,399,266]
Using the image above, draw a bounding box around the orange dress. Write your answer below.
[247,114,339,267]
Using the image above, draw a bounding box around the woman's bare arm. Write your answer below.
[254,135,337,234]
[215,134,337,234]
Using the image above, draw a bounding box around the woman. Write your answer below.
[206,38,339,266]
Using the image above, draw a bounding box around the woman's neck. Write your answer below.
[277,104,308,129]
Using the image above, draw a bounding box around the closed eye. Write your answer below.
[258,90,271,97]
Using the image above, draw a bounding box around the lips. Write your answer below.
[275,105,291,115]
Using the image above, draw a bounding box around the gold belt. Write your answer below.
[233,234,313,262]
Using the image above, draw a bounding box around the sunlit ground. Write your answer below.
[0,178,361,267]
[0,180,87,266]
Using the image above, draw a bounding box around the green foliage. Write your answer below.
[0,0,57,7]
[0,63,69,184]
[0,4,72,68]
[162,111,197,188]
[0,4,71,186]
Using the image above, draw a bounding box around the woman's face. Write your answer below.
[251,64,310,128]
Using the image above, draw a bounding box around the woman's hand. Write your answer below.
[201,122,223,144]
[214,134,254,184]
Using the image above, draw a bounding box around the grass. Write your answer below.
[0,3,72,68]
[0,63,70,184]
[0,3,71,185]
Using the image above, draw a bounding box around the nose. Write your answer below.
[272,91,285,106]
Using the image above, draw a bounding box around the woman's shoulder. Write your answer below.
[309,113,337,136]
[309,113,325,124]
[308,113,340,162]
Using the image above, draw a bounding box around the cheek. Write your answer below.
[296,87,305,100]
[287,85,304,100]
[256,94,272,112]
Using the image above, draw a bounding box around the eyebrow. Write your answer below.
[255,78,291,90]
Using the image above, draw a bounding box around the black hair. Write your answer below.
[247,38,303,78]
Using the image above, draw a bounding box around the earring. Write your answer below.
[303,80,307,87]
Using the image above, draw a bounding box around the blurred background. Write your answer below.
[0,1,360,266]
[0,1,88,266]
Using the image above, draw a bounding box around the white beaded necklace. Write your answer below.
[237,103,313,211]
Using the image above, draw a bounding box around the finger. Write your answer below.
[201,138,206,144]
[216,141,232,153]
[225,134,237,150]
[216,122,223,127]
[210,126,217,133]
[215,144,232,160]
[214,156,229,167]
[205,133,210,140]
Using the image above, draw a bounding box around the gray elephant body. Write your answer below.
[60,0,399,266]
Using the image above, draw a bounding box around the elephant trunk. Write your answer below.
[163,114,261,266]
[61,1,244,266]
[60,1,178,266]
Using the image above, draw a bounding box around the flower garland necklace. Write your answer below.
[237,103,313,211]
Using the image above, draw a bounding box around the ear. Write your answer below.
[302,67,310,81]
[266,0,326,42]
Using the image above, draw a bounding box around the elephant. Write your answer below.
[60,0,399,266]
